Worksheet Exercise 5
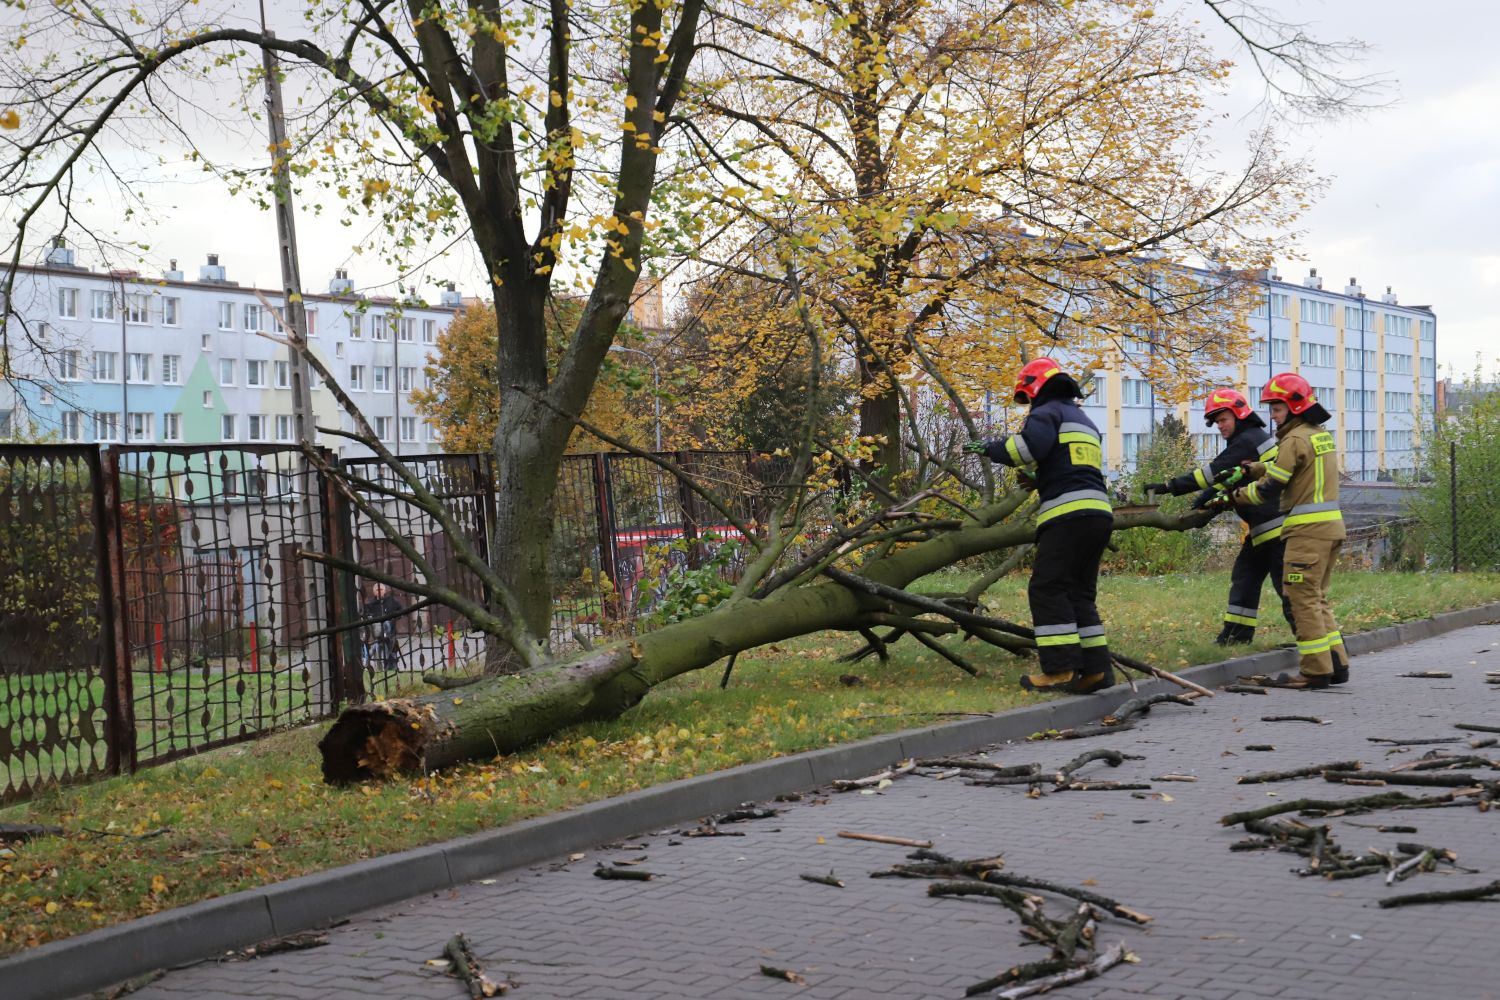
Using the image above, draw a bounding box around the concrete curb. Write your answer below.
[9,601,1500,1000]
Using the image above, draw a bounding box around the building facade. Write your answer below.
[1,243,462,457]
[1039,268,1437,481]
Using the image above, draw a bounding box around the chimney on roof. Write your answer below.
[439,281,463,308]
[329,267,354,294]
[200,253,227,283]
[45,235,76,268]
[1382,285,1399,305]
[1344,277,1362,297]
[1303,267,1323,290]
[163,258,184,281]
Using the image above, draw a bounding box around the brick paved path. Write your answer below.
[121,624,1500,1000]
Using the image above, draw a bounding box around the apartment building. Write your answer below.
[1063,268,1437,480]
[1,242,462,457]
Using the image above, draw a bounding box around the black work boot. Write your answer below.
[1330,648,1350,685]
[1216,623,1254,646]
[1273,671,1331,690]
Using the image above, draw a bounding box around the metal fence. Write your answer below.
[0,443,770,803]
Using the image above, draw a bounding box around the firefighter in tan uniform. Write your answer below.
[1225,373,1348,688]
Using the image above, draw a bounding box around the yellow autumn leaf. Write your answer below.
[624,95,638,111]
[44,901,61,915]
[0,109,19,130]
[253,839,273,850]
[150,875,168,894]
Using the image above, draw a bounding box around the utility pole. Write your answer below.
[262,30,315,450]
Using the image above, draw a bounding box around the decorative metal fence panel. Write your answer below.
[110,445,342,768]
[0,445,121,803]
[337,453,492,698]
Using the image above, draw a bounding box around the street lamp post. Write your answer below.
[1359,290,1367,481]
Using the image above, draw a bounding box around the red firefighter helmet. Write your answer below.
[1203,387,1254,425]
[1260,372,1317,415]
[1013,357,1065,403]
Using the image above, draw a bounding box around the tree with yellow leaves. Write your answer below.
[681,0,1313,480]
[412,299,653,454]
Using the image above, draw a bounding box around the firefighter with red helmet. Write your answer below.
[965,358,1115,694]
[1140,387,1294,645]
[1226,373,1349,688]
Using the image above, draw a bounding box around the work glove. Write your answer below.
[1203,493,1235,513]
[1140,481,1168,495]
[1212,466,1246,490]
[1015,470,1037,492]
[962,440,989,456]
[1239,460,1266,480]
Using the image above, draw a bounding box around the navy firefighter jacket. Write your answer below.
[983,398,1113,530]
[1161,423,1284,546]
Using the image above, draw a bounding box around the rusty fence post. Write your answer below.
[97,446,137,774]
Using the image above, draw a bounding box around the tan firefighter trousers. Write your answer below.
[1282,534,1345,677]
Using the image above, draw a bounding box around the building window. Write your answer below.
[398,366,417,393]
[1420,356,1435,378]
[1247,339,1266,364]
[1122,432,1150,465]
[245,359,266,387]
[1344,388,1375,411]
[163,296,180,326]
[370,314,389,341]
[163,413,182,441]
[127,412,152,441]
[218,359,236,386]
[305,310,318,337]
[1345,429,1375,452]
[1385,429,1411,452]
[1121,378,1151,407]
[1384,352,1412,375]
[335,341,345,358]
[275,360,290,388]
[275,414,294,441]
[1299,342,1335,367]
[373,365,390,392]
[1270,293,1290,318]
[1386,315,1413,338]
[61,411,84,441]
[221,414,237,441]
[201,333,211,352]
[375,416,393,440]
[202,390,213,408]
[247,414,267,441]
[93,411,120,442]
[1299,300,1334,325]
[40,388,54,405]
[94,351,118,382]
[59,349,82,380]
[348,312,362,339]
[243,304,262,332]
[57,287,79,318]
[422,319,436,343]
[1270,338,1290,363]
[400,416,417,443]
[162,354,181,384]
[1385,391,1413,413]
[91,290,115,320]
[219,302,234,330]
[348,364,365,390]
[1344,347,1376,371]
[125,292,150,324]
[126,352,152,383]
[1419,318,1435,342]
[398,317,415,342]
[1312,387,1337,410]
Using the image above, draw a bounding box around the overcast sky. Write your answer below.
[30,0,1499,376]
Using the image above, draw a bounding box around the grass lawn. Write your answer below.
[2,569,1497,955]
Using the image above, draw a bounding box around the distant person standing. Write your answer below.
[1141,387,1294,645]
[361,582,403,672]
[1229,373,1348,688]
[966,358,1115,695]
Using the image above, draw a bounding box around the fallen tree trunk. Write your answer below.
[319,504,1214,782]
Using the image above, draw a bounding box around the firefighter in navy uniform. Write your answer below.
[1141,387,1293,645]
[965,358,1115,695]
[1228,373,1349,688]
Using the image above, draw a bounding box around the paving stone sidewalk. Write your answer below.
[117,625,1500,1000]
